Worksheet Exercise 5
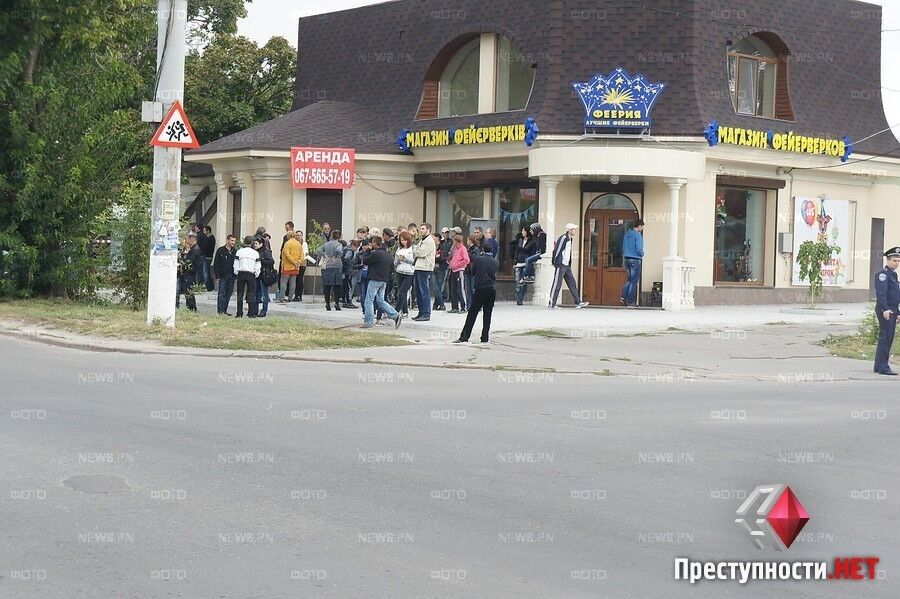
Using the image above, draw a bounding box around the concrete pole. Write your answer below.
[146,0,187,326]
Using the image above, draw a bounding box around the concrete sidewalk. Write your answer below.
[3,296,889,383]
[199,290,869,338]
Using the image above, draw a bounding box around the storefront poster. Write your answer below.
[291,147,355,190]
[791,196,850,286]
[573,67,665,129]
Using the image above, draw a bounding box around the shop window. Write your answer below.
[496,37,535,112]
[437,189,484,236]
[493,187,538,276]
[714,187,766,284]
[727,34,793,120]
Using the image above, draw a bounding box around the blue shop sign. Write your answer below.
[573,67,665,130]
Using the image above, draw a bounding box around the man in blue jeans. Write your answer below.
[212,234,237,315]
[412,223,436,321]
[362,237,402,329]
[620,219,645,307]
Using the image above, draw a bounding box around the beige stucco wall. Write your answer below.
[252,177,293,236]
[641,179,671,291]
[680,174,716,288]
[353,177,422,231]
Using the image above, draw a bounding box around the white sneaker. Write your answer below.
[576,301,589,309]
[549,305,559,310]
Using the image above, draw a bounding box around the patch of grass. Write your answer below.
[818,333,897,361]
[765,321,792,326]
[515,329,569,339]
[594,369,615,376]
[607,332,656,338]
[0,299,408,352]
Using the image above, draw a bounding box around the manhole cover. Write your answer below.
[63,474,130,494]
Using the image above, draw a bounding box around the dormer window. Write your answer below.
[417,34,536,120]
[727,33,794,120]
[439,38,480,117]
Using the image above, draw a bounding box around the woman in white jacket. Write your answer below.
[393,230,416,316]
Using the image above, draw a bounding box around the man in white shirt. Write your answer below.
[233,235,261,318]
[549,223,589,310]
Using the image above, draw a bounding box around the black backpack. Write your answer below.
[260,264,278,286]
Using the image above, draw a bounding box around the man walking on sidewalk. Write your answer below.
[873,246,900,375]
[548,223,589,309]
[455,243,499,343]
[362,237,402,329]
[212,234,237,315]
[234,236,260,318]
[620,219,645,307]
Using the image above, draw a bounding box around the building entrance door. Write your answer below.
[581,193,641,306]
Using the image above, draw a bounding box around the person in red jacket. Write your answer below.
[447,234,470,313]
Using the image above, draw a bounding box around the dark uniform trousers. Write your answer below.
[459,287,496,342]
[874,266,900,374]
[875,313,897,374]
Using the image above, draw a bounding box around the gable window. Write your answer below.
[417,34,536,120]
[439,38,480,118]
[727,34,793,120]
[496,37,534,112]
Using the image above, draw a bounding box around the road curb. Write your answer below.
[0,323,607,376]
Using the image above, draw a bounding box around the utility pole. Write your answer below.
[145,0,187,326]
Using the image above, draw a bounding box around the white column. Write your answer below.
[542,176,563,243]
[662,178,691,311]
[292,187,308,234]
[532,176,563,306]
[664,178,686,258]
[214,172,230,237]
[233,171,255,239]
[478,33,498,114]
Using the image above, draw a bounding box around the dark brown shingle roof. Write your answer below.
[192,0,896,157]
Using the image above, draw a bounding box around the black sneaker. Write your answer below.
[453,338,468,343]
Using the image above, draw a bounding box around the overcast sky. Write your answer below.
[238,0,900,145]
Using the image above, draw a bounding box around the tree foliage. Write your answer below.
[185,33,295,144]
[796,234,841,307]
[0,0,298,299]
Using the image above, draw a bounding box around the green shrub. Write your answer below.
[101,180,152,309]
[859,306,879,344]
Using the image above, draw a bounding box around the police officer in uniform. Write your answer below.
[873,247,900,375]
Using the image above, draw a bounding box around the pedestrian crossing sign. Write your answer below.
[150,100,199,149]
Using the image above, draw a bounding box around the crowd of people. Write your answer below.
[176,218,630,341]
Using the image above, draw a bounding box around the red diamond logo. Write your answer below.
[766,486,810,548]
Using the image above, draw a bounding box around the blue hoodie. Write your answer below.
[623,228,644,259]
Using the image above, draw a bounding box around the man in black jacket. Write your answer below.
[212,234,237,315]
[362,237,402,329]
[455,243,499,343]
[522,223,546,283]
[201,225,216,290]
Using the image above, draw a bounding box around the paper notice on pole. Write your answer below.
[161,199,178,220]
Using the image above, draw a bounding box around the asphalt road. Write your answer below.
[0,336,897,598]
